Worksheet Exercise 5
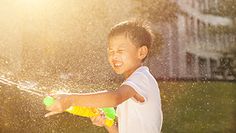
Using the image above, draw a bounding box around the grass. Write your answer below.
[0,81,235,132]
[159,81,236,133]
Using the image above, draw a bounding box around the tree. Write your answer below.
[209,0,236,18]
[133,0,179,23]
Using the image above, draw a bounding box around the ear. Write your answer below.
[138,46,148,60]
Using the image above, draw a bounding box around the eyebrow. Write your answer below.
[108,47,126,51]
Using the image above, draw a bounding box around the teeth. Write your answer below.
[114,63,122,67]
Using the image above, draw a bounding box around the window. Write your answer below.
[198,57,208,79]
[210,59,217,78]
[197,19,201,41]
[186,52,196,76]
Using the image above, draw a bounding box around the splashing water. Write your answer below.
[0,73,110,133]
[0,75,44,96]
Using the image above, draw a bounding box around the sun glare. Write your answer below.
[18,0,48,11]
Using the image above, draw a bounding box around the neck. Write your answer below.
[124,65,142,79]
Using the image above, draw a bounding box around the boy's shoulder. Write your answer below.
[125,66,154,83]
[130,66,150,78]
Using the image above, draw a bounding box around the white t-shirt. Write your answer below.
[116,66,163,133]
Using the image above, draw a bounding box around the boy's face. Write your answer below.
[108,35,144,78]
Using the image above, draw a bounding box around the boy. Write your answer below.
[45,19,163,133]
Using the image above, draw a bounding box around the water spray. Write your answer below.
[0,76,46,96]
[0,75,116,127]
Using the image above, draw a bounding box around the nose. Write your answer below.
[112,52,120,61]
[109,51,119,60]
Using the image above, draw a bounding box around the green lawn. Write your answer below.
[1,81,235,132]
[159,81,236,133]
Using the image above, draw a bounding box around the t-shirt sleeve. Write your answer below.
[122,72,148,102]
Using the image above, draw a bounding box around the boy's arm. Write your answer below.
[45,85,143,116]
[69,84,136,107]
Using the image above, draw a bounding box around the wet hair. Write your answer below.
[108,19,155,60]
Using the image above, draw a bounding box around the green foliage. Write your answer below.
[133,0,179,23]
[203,0,236,17]
[216,0,236,17]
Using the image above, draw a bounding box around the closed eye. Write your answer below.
[108,51,114,55]
[117,50,125,53]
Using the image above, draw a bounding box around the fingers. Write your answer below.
[44,94,68,118]
[44,96,66,112]
[90,114,106,127]
[45,101,61,111]
[44,111,61,117]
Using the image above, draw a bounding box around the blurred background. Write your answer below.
[0,0,235,132]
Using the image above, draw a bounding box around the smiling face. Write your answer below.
[108,35,147,78]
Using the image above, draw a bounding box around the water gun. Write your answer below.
[43,96,116,127]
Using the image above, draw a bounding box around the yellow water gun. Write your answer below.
[43,96,116,127]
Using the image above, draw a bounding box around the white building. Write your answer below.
[149,0,236,80]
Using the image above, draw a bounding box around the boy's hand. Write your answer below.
[44,94,71,117]
[90,112,106,127]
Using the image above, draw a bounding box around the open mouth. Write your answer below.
[114,63,122,67]
[112,61,123,68]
